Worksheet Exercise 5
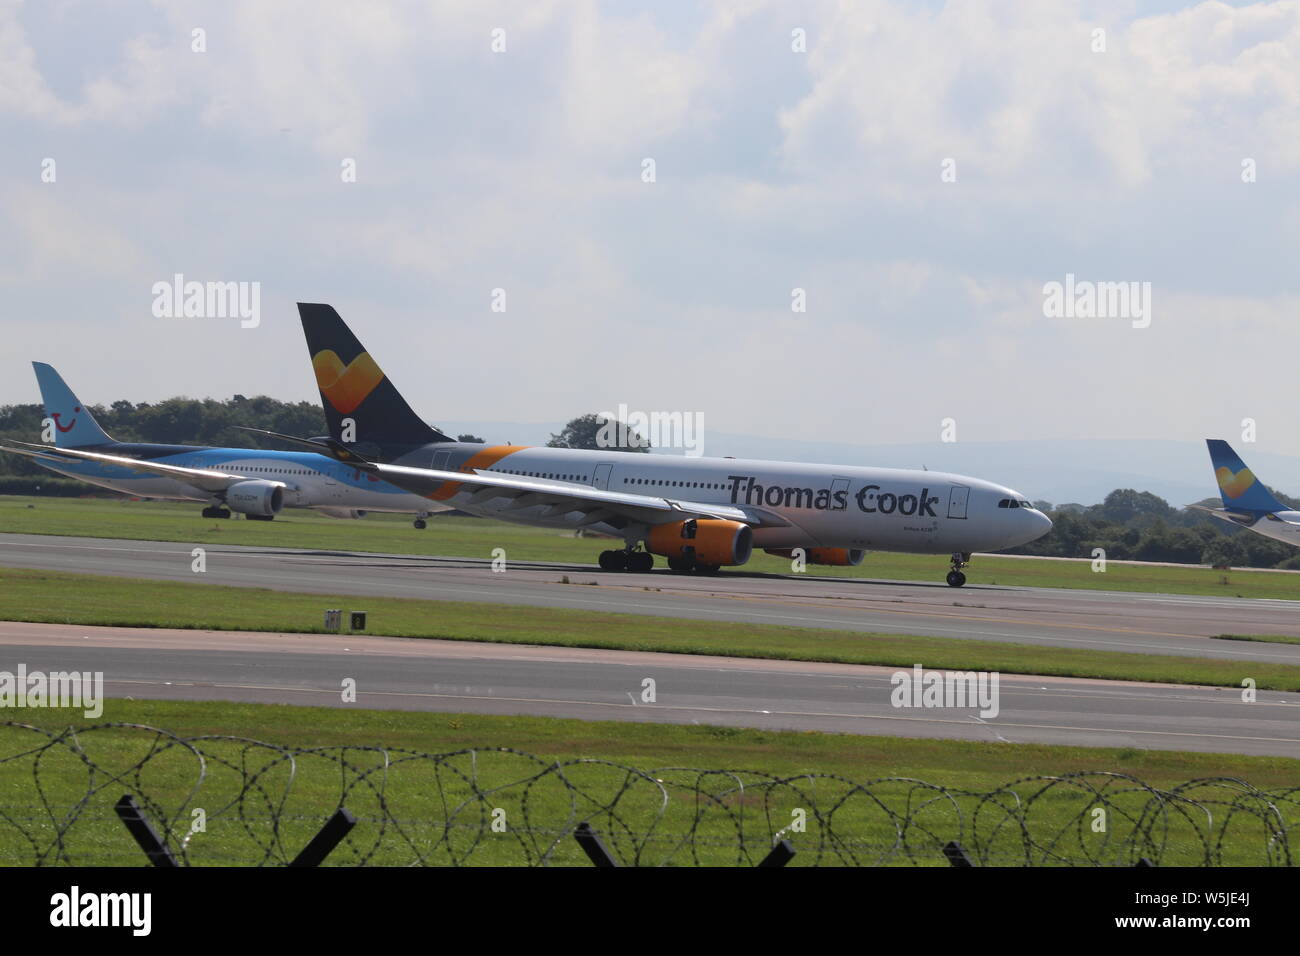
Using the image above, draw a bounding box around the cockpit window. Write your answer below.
[1008,499,1020,508]
[998,499,1009,508]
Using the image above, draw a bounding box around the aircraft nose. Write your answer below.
[1033,509,1053,537]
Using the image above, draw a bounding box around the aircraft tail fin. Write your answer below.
[31,362,114,448]
[296,303,451,456]
[1206,439,1286,514]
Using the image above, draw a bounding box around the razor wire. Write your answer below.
[0,721,1295,866]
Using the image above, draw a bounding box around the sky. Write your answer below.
[1,0,1298,457]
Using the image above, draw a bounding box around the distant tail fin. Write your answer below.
[1206,439,1285,513]
[297,303,451,455]
[31,362,113,448]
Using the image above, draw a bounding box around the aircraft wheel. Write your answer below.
[946,570,966,587]
[246,514,275,522]
[202,507,231,519]
[414,519,427,529]
[628,552,654,573]
[666,557,694,572]
[694,563,721,575]
[598,550,628,571]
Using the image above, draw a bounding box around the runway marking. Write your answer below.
[101,679,1300,748]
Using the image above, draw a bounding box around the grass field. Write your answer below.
[3,700,1296,866]
[4,493,1300,599]
[3,566,1298,690]
[1215,634,1300,646]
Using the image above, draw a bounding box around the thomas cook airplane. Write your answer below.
[0,362,443,523]
[1192,439,1300,546]
[242,303,1052,586]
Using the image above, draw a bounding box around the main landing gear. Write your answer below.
[598,548,654,573]
[201,506,231,519]
[414,519,427,529]
[946,552,970,588]
[594,550,720,575]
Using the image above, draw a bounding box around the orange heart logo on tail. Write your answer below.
[312,350,384,414]
[1216,466,1256,499]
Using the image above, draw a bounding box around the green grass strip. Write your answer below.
[1215,633,1300,646]
[1,566,1294,690]
[5,494,1300,599]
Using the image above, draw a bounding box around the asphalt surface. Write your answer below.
[2,621,1297,757]
[3,532,1299,757]
[2,532,1300,665]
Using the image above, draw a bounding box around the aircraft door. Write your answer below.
[948,484,969,519]
[830,477,849,510]
[593,464,614,490]
[431,450,451,472]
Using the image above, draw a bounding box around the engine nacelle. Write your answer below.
[317,507,367,519]
[765,547,866,566]
[648,518,753,566]
[225,479,284,517]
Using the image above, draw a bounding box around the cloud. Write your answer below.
[0,0,1298,450]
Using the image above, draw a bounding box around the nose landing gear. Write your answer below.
[946,552,970,587]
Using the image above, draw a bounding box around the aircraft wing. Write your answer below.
[0,441,280,496]
[233,426,788,528]
[1185,503,1290,527]
[334,458,777,527]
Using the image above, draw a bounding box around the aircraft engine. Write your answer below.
[648,518,753,566]
[765,547,866,566]
[225,480,284,517]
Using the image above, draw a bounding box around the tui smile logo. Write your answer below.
[53,408,80,433]
[1216,465,1256,499]
[312,350,384,414]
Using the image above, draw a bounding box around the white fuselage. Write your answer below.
[391,444,1051,555]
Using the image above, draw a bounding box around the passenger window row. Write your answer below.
[623,478,724,490]
[498,469,586,482]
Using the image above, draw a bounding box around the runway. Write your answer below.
[2,533,1300,665]
[2,621,1296,757]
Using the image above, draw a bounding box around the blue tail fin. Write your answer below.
[1206,439,1285,513]
[31,363,113,448]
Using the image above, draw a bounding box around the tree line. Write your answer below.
[2,399,1297,569]
[1008,488,1300,570]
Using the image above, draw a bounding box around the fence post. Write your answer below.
[943,840,974,867]
[758,839,796,867]
[290,808,358,867]
[574,821,619,867]
[114,794,178,867]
